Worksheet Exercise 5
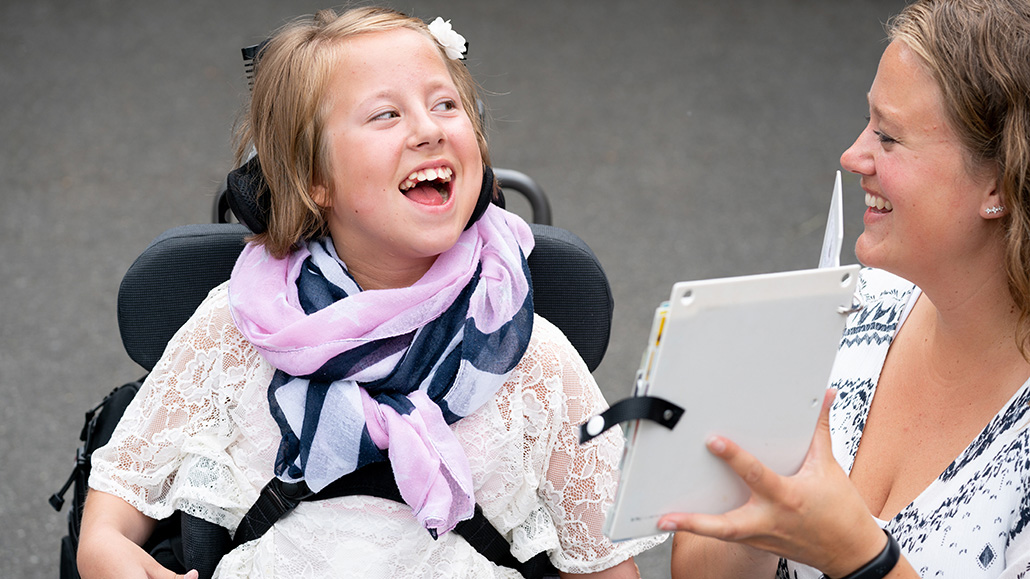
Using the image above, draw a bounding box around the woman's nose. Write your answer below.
[840,128,873,176]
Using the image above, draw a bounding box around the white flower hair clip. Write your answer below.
[428,17,467,60]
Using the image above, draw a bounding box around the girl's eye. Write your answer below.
[433,99,458,112]
[372,110,399,121]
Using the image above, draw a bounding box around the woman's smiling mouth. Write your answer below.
[865,192,893,212]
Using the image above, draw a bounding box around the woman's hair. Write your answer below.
[234,7,490,258]
[888,0,1030,355]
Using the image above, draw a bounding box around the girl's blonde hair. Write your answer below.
[234,7,490,258]
[889,0,1030,356]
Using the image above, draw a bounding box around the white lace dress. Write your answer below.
[90,282,666,578]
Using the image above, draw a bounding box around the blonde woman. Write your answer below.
[665,1,1030,577]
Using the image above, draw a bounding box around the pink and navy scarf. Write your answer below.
[228,205,534,536]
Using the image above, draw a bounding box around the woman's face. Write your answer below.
[840,40,1000,283]
[314,27,483,289]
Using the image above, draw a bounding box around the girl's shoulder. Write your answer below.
[528,313,575,348]
[521,314,592,378]
[150,279,265,388]
[182,280,244,344]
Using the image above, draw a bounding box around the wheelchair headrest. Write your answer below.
[225,157,269,234]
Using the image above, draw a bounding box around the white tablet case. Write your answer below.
[603,264,860,541]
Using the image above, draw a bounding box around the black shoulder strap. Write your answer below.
[231,462,557,578]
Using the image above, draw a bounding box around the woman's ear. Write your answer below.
[978,164,1006,219]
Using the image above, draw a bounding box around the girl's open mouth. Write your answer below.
[400,166,453,206]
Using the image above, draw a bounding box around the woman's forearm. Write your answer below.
[671,532,778,579]
[560,556,641,578]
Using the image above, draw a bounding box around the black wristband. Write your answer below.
[822,529,901,579]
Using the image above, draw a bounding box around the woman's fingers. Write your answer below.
[658,512,718,534]
[703,389,838,497]
[657,436,781,540]
[804,388,838,466]
[657,388,842,541]
[705,433,783,499]
[657,502,764,540]
[658,387,888,572]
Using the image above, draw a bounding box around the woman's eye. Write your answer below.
[874,130,898,145]
[865,116,898,146]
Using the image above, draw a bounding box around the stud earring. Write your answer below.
[986,206,1005,215]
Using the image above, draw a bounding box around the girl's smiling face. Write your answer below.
[313,27,483,290]
[840,40,1000,284]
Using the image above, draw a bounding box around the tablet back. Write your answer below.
[604,264,860,541]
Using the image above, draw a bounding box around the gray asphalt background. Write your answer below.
[1,0,910,576]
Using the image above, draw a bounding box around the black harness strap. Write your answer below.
[230,461,557,578]
[231,477,314,549]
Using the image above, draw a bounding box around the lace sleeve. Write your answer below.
[522,320,667,573]
[89,283,275,529]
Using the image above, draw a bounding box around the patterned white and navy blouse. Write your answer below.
[780,268,1030,579]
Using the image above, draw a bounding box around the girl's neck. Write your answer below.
[338,250,436,291]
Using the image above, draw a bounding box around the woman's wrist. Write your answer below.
[821,529,900,579]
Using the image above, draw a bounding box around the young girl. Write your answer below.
[77,7,662,578]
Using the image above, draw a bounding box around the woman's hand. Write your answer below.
[657,389,890,578]
[77,489,199,579]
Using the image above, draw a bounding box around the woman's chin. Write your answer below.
[854,234,883,269]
